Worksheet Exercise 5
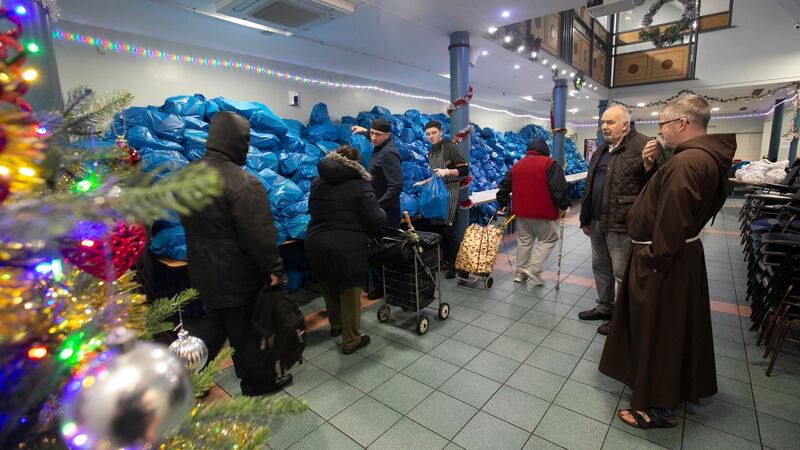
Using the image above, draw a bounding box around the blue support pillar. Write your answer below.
[596,99,609,150]
[449,31,470,243]
[788,108,799,163]
[552,78,568,167]
[767,98,785,162]
[20,1,64,111]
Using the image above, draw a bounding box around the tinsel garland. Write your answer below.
[610,81,800,109]
[448,86,474,144]
[639,0,698,48]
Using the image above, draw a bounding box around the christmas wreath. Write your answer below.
[639,0,699,48]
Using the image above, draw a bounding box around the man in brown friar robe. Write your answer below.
[599,94,736,429]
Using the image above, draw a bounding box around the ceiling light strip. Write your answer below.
[53,29,556,123]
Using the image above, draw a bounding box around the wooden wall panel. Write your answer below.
[572,28,591,73]
[542,14,561,55]
[592,44,607,85]
[614,45,690,86]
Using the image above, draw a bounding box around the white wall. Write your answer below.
[569,116,768,161]
[761,104,799,162]
[53,21,537,133]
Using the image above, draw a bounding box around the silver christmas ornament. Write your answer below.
[168,328,208,374]
[59,327,193,450]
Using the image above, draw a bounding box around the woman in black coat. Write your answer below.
[305,145,386,353]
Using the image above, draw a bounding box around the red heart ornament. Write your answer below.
[60,222,147,281]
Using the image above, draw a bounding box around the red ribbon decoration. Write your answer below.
[452,124,473,144]
[447,85,474,116]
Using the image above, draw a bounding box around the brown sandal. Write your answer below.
[618,409,679,429]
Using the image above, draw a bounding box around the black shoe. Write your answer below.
[598,321,611,335]
[342,335,371,354]
[241,374,294,396]
[367,289,383,300]
[445,268,457,279]
[330,326,342,337]
[578,308,613,321]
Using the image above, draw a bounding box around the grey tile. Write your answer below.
[303,331,338,359]
[284,362,335,397]
[288,423,361,450]
[525,346,580,377]
[215,365,241,396]
[554,380,620,424]
[553,283,590,296]
[401,354,460,388]
[570,359,625,395]
[715,375,755,409]
[503,292,544,308]
[369,341,424,370]
[519,310,564,330]
[451,324,500,349]
[515,285,552,299]
[464,296,503,312]
[682,420,761,450]
[486,335,538,362]
[506,364,567,402]
[503,321,552,345]
[447,305,484,323]
[555,318,600,341]
[438,368,502,408]
[368,417,449,450]
[534,404,608,450]
[752,385,800,424]
[329,396,402,447]
[429,338,482,367]
[602,427,669,450]
[355,332,394,357]
[543,291,582,306]
[395,329,448,353]
[714,338,748,361]
[482,385,551,432]
[488,302,531,320]
[471,312,517,333]
[748,365,800,397]
[370,372,433,414]
[758,411,800,450]
[532,300,574,316]
[686,398,759,442]
[453,411,531,450]
[311,347,366,375]
[523,435,567,449]
[583,341,605,364]
[302,378,364,420]
[428,318,469,337]
[716,354,751,383]
[267,409,326,450]
[337,359,396,393]
[541,331,591,357]
[408,391,478,439]
[465,350,522,382]
[713,323,745,343]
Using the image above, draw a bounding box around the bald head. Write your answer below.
[600,105,631,147]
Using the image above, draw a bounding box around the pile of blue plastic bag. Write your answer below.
[99,94,588,262]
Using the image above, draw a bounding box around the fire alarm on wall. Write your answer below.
[289,91,300,107]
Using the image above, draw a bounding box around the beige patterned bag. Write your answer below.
[455,224,503,275]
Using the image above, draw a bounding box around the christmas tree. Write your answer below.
[0,4,304,449]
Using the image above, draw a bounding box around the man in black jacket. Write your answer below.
[180,111,290,395]
[352,118,403,299]
[578,105,662,335]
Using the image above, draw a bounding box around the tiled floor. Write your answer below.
[215,199,800,449]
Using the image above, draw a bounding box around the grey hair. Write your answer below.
[662,94,711,129]
[606,104,632,123]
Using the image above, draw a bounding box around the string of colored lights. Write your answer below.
[51,29,553,123]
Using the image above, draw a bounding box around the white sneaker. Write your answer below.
[514,272,528,282]
[528,272,545,286]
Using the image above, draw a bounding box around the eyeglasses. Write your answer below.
[658,117,688,129]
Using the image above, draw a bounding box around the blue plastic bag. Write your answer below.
[250,131,280,151]
[162,94,207,117]
[400,191,418,217]
[139,148,189,181]
[349,133,372,169]
[283,119,305,136]
[268,179,304,209]
[116,107,185,143]
[418,176,448,220]
[285,214,310,239]
[149,223,187,260]
[183,129,208,161]
[280,133,305,153]
[250,109,288,136]
[247,149,279,172]
[127,126,184,152]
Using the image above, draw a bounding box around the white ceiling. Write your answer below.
[55,0,798,122]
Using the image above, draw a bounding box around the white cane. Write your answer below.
[555,210,566,291]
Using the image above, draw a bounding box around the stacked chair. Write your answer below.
[739,165,800,375]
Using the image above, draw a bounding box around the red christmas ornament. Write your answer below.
[59,222,147,281]
[0,171,10,204]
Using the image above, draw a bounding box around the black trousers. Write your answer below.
[432,224,457,267]
[190,301,277,395]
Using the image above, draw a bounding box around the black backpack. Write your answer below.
[252,285,306,382]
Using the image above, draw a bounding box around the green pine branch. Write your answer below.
[191,347,234,398]
[55,87,134,138]
[139,289,199,340]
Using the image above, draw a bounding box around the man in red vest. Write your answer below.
[497,138,571,285]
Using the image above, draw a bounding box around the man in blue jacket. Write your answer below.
[352,118,403,299]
